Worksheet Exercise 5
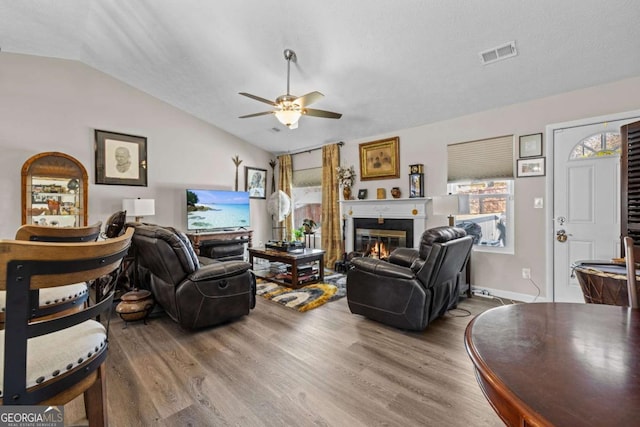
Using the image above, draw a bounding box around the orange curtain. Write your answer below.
[277,154,293,241]
[321,144,342,269]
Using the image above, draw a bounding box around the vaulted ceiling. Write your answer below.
[1,1,639,153]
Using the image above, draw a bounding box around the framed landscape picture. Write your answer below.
[359,137,400,181]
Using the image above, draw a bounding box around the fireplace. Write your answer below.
[340,198,430,254]
[353,218,413,258]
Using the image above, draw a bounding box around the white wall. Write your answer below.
[0,53,272,244]
[339,75,640,299]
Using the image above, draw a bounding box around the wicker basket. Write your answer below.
[573,264,637,306]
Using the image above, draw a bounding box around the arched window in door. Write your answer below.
[569,132,621,159]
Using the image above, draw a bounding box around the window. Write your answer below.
[447,135,515,254]
[569,132,621,159]
[448,180,514,253]
[292,167,322,246]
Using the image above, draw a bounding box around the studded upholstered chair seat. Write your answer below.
[0,282,88,316]
[0,320,106,397]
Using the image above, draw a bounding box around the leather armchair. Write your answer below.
[347,226,473,331]
[129,223,255,329]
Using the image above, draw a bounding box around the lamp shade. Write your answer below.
[432,195,460,216]
[274,109,301,127]
[122,198,155,218]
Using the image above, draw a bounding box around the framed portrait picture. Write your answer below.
[357,189,368,200]
[517,157,545,177]
[359,136,400,180]
[519,133,543,158]
[245,166,267,199]
[95,130,148,186]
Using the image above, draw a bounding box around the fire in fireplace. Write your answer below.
[353,218,414,259]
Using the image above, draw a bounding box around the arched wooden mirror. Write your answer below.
[22,152,88,227]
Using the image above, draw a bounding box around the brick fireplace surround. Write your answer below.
[340,198,431,253]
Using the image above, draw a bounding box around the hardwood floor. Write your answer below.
[66,296,504,426]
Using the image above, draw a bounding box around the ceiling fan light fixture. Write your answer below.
[274,102,302,128]
[239,48,341,127]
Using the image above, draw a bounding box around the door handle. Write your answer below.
[556,229,572,242]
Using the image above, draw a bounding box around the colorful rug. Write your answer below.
[256,271,347,312]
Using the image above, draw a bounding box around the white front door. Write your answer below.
[553,120,632,302]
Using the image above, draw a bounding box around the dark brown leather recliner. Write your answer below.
[347,226,473,331]
[129,223,255,329]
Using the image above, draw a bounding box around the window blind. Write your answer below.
[447,135,514,182]
[293,167,322,187]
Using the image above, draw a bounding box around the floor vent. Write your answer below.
[479,41,517,65]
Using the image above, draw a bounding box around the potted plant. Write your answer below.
[293,227,304,241]
[302,218,317,234]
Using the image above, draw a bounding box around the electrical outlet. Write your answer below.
[522,268,531,279]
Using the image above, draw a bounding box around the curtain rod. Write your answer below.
[287,141,344,157]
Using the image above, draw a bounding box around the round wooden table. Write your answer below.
[465,303,640,427]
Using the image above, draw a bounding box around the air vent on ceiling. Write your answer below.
[479,41,517,65]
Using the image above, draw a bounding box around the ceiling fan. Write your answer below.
[239,49,342,129]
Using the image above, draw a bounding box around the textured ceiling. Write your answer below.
[1,0,639,154]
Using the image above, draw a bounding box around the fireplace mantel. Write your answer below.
[340,198,430,252]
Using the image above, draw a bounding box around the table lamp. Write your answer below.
[123,198,155,222]
[432,195,460,227]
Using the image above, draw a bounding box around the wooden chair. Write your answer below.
[0,223,103,325]
[15,222,102,242]
[0,228,133,426]
[623,236,639,308]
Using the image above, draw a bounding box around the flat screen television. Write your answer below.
[186,189,250,231]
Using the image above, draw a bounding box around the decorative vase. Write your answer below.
[343,186,352,200]
[391,187,401,199]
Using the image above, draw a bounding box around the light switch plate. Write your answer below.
[534,197,543,209]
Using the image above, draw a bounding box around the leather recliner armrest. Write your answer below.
[198,256,221,266]
[350,257,416,280]
[388,247,420,267]
[190,260,251,281]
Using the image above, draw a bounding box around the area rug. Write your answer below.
[256,271,347,312]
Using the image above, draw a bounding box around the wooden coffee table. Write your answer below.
[249,247,325,287]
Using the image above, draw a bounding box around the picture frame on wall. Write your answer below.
[519,133,543,158]
[517,157,545,177]
[359,136,400,180]
[245,166,267,199]
[95,130,148,186]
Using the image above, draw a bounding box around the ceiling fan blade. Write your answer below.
[303,108,342,119]
[239,92,278,106]
[239,111,275,119]
[295,91,324,107]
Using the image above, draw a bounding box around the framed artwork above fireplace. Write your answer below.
[359,136,400,181]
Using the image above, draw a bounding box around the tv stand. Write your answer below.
[186,229,253,260]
